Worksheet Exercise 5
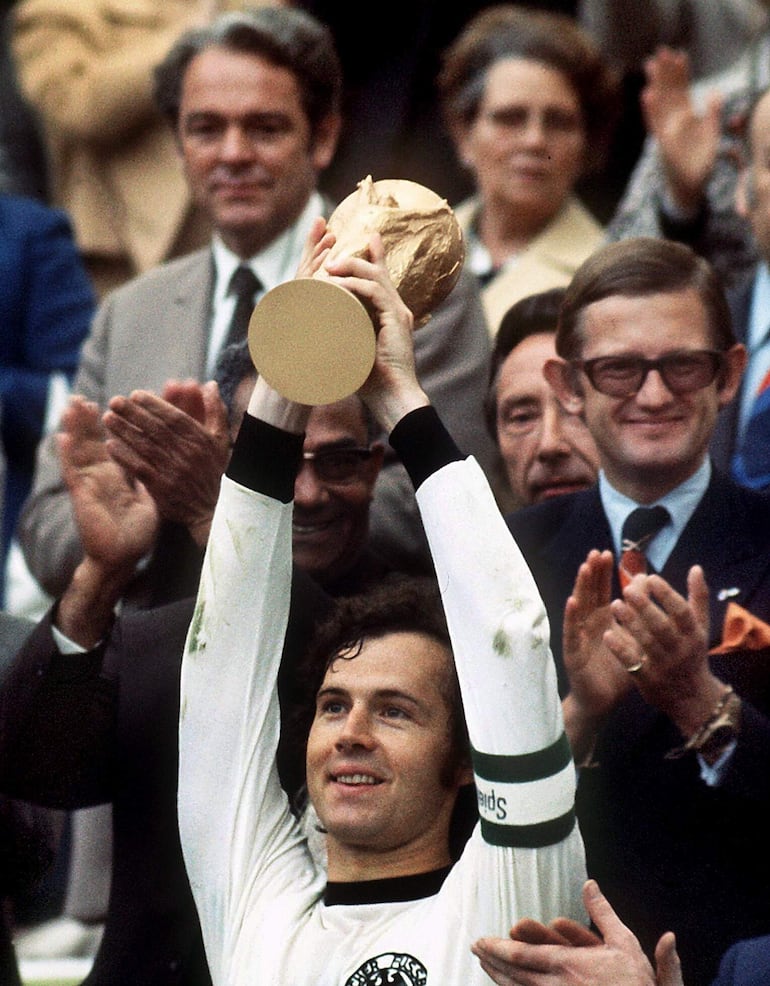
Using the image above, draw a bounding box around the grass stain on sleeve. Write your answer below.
[493,627,513,658]
[188,600,207,655]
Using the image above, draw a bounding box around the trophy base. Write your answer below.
[247,278,376,405]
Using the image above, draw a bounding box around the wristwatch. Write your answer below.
[666,686,742,764]
[693,691,742,765]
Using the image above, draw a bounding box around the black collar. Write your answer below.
[324,866,452,906]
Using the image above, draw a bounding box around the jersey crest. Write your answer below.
[345,952,428,985]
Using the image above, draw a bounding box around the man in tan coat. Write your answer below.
[11,0,286,297]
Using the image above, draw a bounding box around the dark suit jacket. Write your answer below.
[712,934,770,986]
[507,472,770,986]
[0,612,42,986]
[0,578,331,986]
[710,273,752,475]
[508,470,770,678]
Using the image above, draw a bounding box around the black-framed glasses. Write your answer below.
[571,350,725,397]
[301,447,374,484]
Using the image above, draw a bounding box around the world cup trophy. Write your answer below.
[247,175,465,404]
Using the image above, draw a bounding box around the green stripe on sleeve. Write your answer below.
[472,732,572,784]
[480,809,576,848]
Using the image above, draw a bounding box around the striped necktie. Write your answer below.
[619,505,671,589]
[224,266,262,350]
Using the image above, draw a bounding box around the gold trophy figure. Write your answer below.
[247,176,465,405]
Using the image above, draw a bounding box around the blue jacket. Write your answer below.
[0,193,93,568]
[712,935,770,986]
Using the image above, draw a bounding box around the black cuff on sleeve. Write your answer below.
[226,413,304,503]
[388,405,464,491]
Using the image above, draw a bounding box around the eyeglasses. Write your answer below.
[301,447,374,485]
[571,350,725,397]
[483,106,583,138]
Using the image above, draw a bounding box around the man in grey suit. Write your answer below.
[13,6,495,960]
[18,5,496,601]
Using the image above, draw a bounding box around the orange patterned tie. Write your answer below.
[619,506,671,589]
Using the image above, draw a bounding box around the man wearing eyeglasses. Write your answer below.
[506,236,770,986]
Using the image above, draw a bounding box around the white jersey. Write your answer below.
[179,439,586,986]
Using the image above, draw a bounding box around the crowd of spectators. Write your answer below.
[0,3,769,986]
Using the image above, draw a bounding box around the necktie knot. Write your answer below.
[224,266,262,349]
[229,265,261,300]
[619,505,670,588]
[621,505,671,552]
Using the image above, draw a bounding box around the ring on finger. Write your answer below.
[626,656,647,674]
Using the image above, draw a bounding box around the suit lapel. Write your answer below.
[663,471,770,646]
[536,487,613,583]
[169,250,215,381]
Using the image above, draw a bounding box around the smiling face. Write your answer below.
[496,332,599,505]
[305,631,466,881]
[177,46,338,258]
[292,399,383,586]
[458,57,586,234]
[228,383,382,585]
[562,288,745,502]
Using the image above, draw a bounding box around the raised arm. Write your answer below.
[177,219,331,980]
[640,47,722,218]
[0,395,159,806]
[327,236,575,824]
[326,237,585,928]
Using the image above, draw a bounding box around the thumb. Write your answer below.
[202,380,230,438]
[581,880,629,946]
[686,565,710,639]
[654,932,684,986]
[705,91,724,130]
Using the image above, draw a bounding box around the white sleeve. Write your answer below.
[177,476,318,983]
[416,457,576,847]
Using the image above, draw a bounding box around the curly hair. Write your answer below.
[283,575,471,803]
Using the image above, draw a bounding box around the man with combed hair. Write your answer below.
[507,236,770,986]
[485,288,599,513]
[177,219,586,984]
[18,4,495,605]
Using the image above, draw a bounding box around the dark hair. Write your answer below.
[556,237,736,361]
[213,339,378,440]
[437,4,619,173]
[484,288,566,439]
[153,6,342,142]
[287,576,470,790]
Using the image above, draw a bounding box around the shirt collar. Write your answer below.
[210,191,324,305]
[599,457,711,570]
